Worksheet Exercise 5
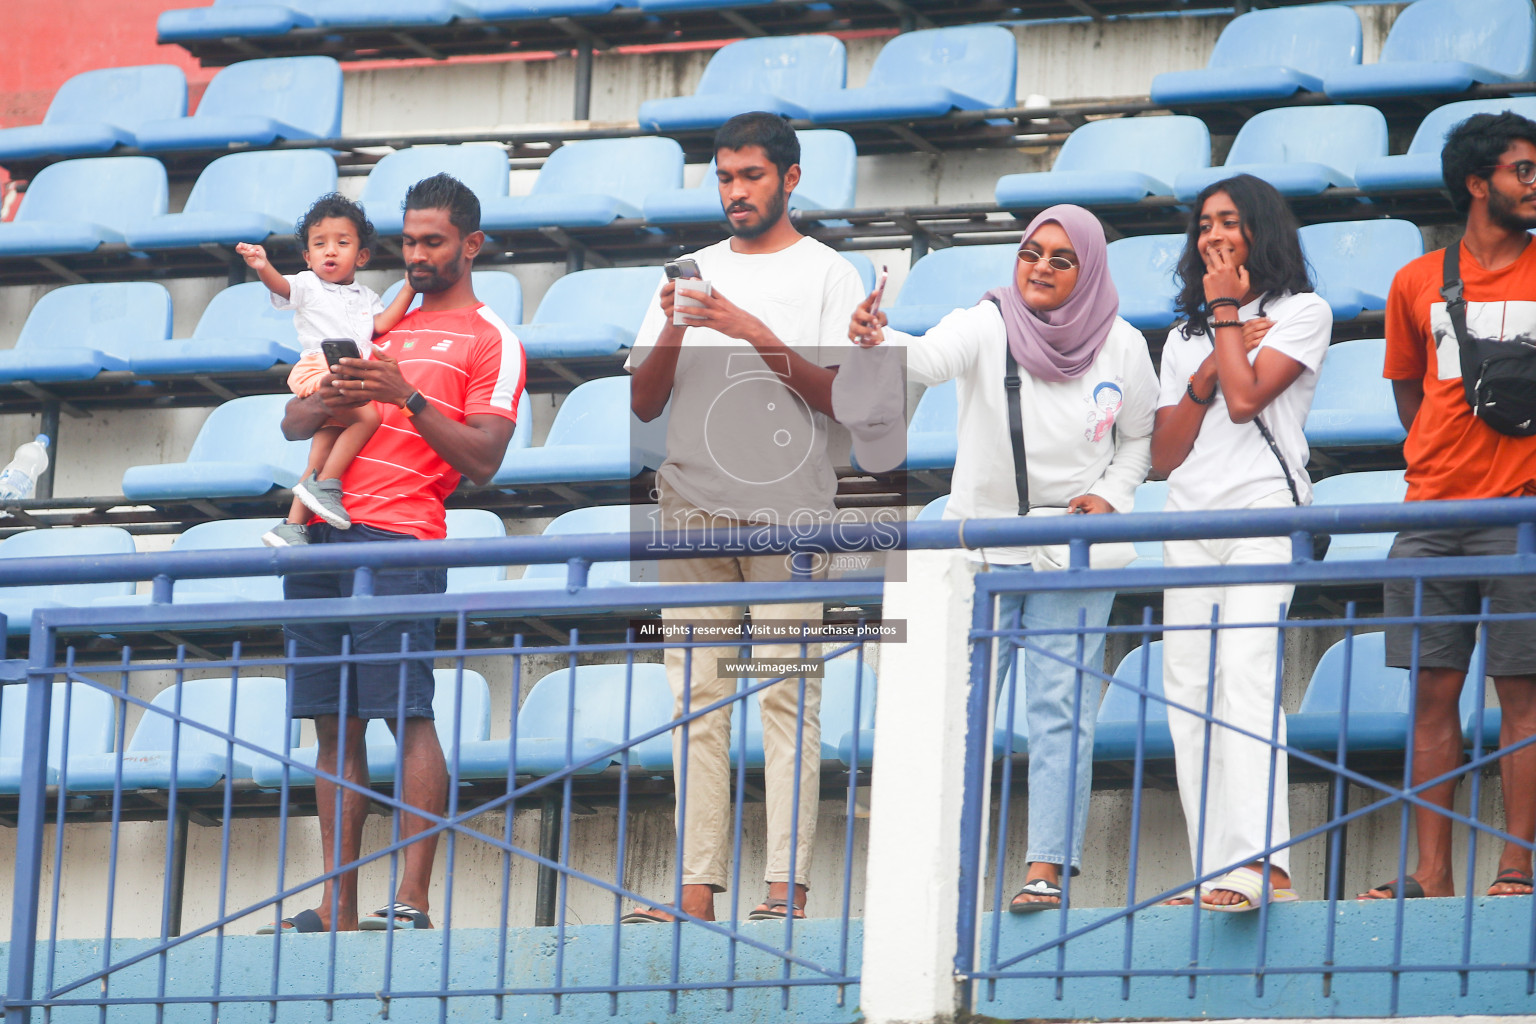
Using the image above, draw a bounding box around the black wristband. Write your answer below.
[1186,376,1216,405]
[1208,297,1240,310]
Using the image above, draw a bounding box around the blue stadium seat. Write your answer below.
[728,654,874,771]
[0,157,167,257]
[1106,234,1184,331]
[0,282,172,384]
[643,129,858,225]
[1129,480,1168,569]
[1149,6,1362,106]
[1355,98,1536,192]
[637,36,847,131]
[491,376,665,486]
[480,138,683,231]
[843,252,876,293]
[463,0,627,15]
[995,117,1210,208]
[1300,220,1424,322]
[0,528,138,636]
[134,57,343,152]
[1093,642,1175,761]
[125,150,337,250]
[1323,0,1536,101]
[916,495,948,521]
[308,1,476,29]
[497,504,661,591]
[1460,648,1499,749]
[459,663,675,779]
[0,682,117,793]
[0,66,186,162]
[1309,470,1408,563]
[159,518,287,605]
[66,677,298,792]
[361,145,511,236]
[1288,632,1411,754]
[250,669,492,788]
[129,282,299,376]
[803,26,1016,125]
[158,1,318,43]
[514,267,663,360]
[122,394,311,502]
[884,243,1019,336]
[444,508,509,593]
[903,380,957,472]
[382,270,525,326]
[1305,339,1406,451]
[1172,106,1388,202]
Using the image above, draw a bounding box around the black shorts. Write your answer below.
[1383,526,1536,676]
[282,523,446,720]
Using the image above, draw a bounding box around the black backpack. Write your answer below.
[1440,244,1536,437]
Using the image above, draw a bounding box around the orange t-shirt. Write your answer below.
[1383,240,1536,502]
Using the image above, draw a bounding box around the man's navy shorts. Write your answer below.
[282,523,447,721]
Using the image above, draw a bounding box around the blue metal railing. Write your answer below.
[1,498,1534,1021]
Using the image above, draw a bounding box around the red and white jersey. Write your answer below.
[337,302,524,540]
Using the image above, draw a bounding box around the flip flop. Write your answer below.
[620,908,675,925]
[1008,877,1063,914]
[359,902,432,930]
[1202,866,1299,913]
[256,908,324,935]
[747,897,806,922]
[1488,868,1535,897]
[1357,876,1425,901]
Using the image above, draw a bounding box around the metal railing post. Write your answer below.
[5,623,55,1024]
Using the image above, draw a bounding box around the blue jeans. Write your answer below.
[993,566,1114,874]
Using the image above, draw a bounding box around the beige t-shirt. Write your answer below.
[625,236,864,524]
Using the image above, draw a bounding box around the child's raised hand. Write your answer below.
[235,242,269,271]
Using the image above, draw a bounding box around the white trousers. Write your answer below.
[1162,491,1294,881]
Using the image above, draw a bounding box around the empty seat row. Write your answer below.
[0,57,341,163]
[1150,0,1535,107]
[0,128,858,260]
[7,654,876,794]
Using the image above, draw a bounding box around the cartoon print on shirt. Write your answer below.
[1085,380,1124,442]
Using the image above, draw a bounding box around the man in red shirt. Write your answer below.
[1364,112,1536,902]
[270,174,524,933]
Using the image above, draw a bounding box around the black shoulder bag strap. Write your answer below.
[1003,341,1030,516]
[1439,243,1477,404]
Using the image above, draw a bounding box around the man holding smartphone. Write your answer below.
[271,173,524,934]
[624,112,864,925]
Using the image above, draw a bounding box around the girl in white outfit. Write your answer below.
[1150,174,1333,911]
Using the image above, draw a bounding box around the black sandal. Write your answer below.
[748,897,806,921]
[256,908,325,934]
[359,902,432,930]
[1008,878,1063,914]
[1357,876,1425,901]
[1488,868,1535,896]
[620,908,675,924]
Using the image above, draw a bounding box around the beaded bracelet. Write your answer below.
[1207,297,1241,310]
[1211,319,1243,329]
[1186,375,1216,405]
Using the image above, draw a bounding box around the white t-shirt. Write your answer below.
[1156,290,1333,511]
[272,270,383,356]
[887,302,1159,566]
[625,236,865,523]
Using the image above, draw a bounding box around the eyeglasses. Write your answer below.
[1487,160,1536,185]
[1017,249,1078,271]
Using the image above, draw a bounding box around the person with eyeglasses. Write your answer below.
[1362,110,1536,903]
[848,205,1158,912]
[1149,173,1332,912]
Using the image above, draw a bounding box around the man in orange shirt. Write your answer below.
[1364,112,1536,902]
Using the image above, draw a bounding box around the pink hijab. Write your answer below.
[982,204,1119,383]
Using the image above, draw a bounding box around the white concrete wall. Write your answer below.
[1,3,1478,945]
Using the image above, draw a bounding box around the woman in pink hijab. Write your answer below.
[847,205,1159,912]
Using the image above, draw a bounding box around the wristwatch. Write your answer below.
[400,390,429,418]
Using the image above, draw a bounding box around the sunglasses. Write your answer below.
[1487,160,1536,186]
[1017,248,1079,272]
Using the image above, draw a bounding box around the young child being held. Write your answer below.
[236,194,415,547]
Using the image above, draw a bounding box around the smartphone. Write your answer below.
[321,338,362,375]
[869,265,890,315]
[664,258,702,281]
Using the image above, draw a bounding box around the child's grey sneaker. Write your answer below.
[293,473,352,529]
[262,522,310,547]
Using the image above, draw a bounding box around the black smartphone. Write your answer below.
[320,338,362,375]
[663,258,702,281]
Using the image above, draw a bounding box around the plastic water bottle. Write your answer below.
[0,435,50,502]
